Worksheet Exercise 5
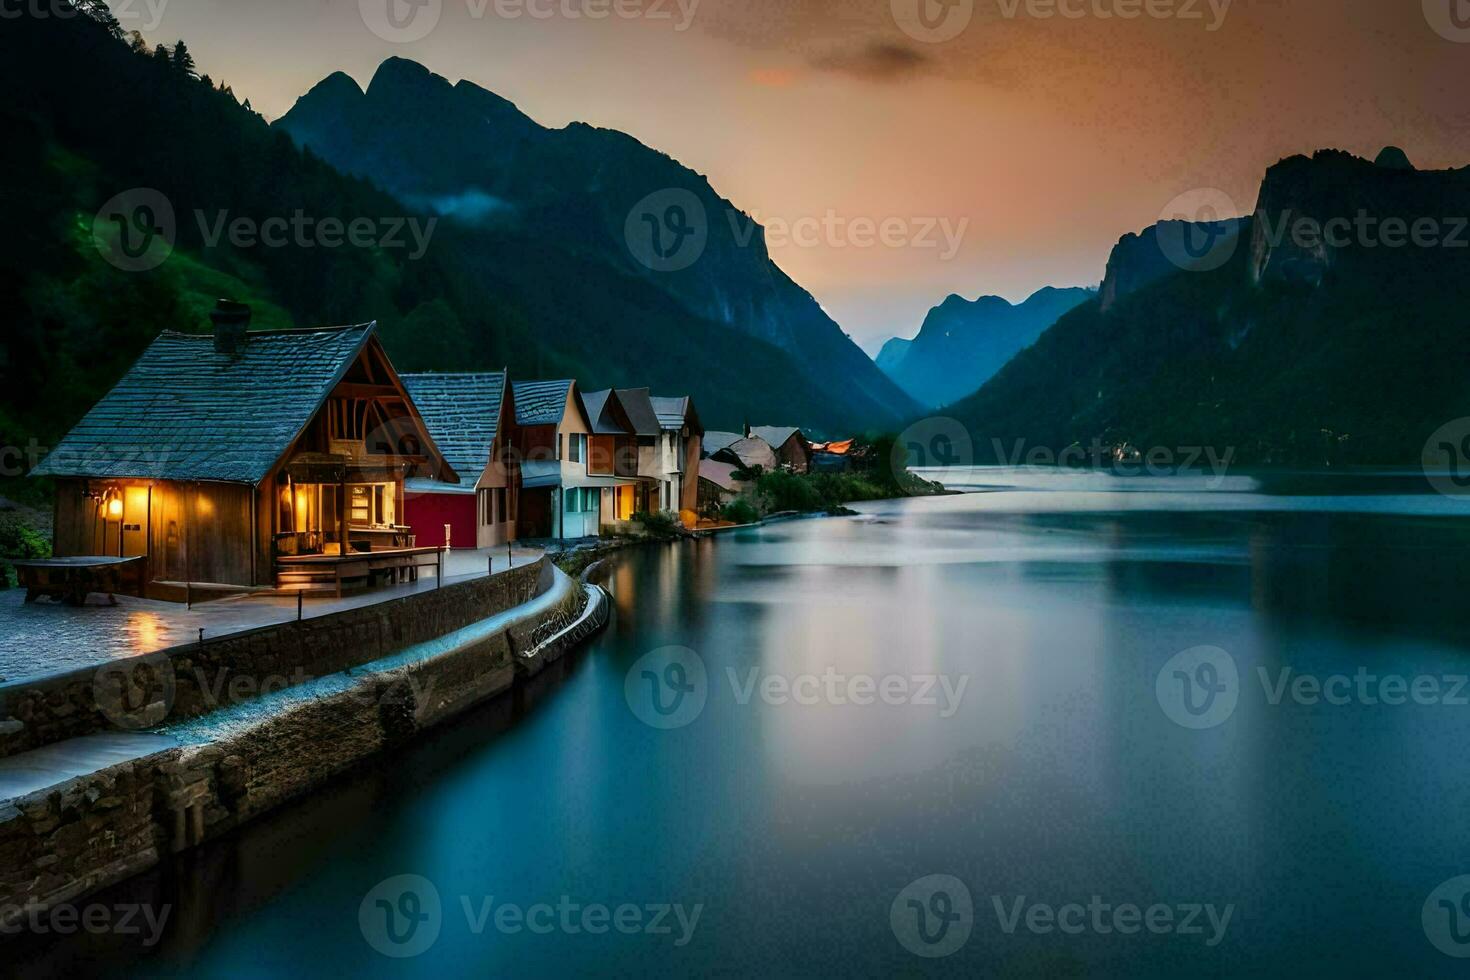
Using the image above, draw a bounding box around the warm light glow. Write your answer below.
[107,497,124,518]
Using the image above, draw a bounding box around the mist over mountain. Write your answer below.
[877,287,1093,409]
[276,58,917,431]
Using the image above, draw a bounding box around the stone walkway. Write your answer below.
[0,732,180,802]
[0,547,543,684]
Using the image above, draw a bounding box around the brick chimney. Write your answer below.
[210,299,251,355]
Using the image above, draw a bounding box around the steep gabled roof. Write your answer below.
[33,325,379,484]
[650,395,702,435]
[613,388,660,437]
[714,436,779,473]
[580,389,633,436]
[749,426,805,450]
[402,371,507,480]
[512,380,575,427]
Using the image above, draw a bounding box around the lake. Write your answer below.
[13,468,1470,977]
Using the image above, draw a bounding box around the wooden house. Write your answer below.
[400,371,518,549]
[580,388,644,530]
[748,426,812,474]
[32,302,456,599]
[510,380,618,540]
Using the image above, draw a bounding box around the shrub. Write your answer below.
[721,499,759,526]
[755,471,823,514]
[632,510,682,539]
[0,515,50,589]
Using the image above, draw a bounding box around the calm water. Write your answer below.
[14,470,1470,977]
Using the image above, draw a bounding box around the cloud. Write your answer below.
[810,41,932,82]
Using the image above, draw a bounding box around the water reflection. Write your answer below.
[11,483,1470,976]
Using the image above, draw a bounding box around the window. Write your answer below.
[569,433,587,464]
[565,488,580,512]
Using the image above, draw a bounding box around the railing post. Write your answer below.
[297,590,304,622]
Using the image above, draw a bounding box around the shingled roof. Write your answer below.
[512,380,575,427]
[650,395,700,434]
[402,371,507,480]
[33,325,378,485]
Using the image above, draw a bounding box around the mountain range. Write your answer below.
[946,147,1470,466]
[876,287,1093,409]
[0,12,913,474]
[275,57,915,432]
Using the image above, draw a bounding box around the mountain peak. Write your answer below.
[1375,145,1415,170]
[367,57,443,98]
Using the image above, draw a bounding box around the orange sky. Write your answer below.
[133,0,1470,354]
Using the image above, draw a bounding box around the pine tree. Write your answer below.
[76,0,124,39]
[170,40,197,78]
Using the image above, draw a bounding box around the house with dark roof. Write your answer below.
[581,388,647,529]
[509,379,610,539]
[747,425,812,474]
[401,371,517,549]
[32,302,455,599]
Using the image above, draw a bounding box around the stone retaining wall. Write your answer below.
[0,579,609,931]
[0,559,552,760]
